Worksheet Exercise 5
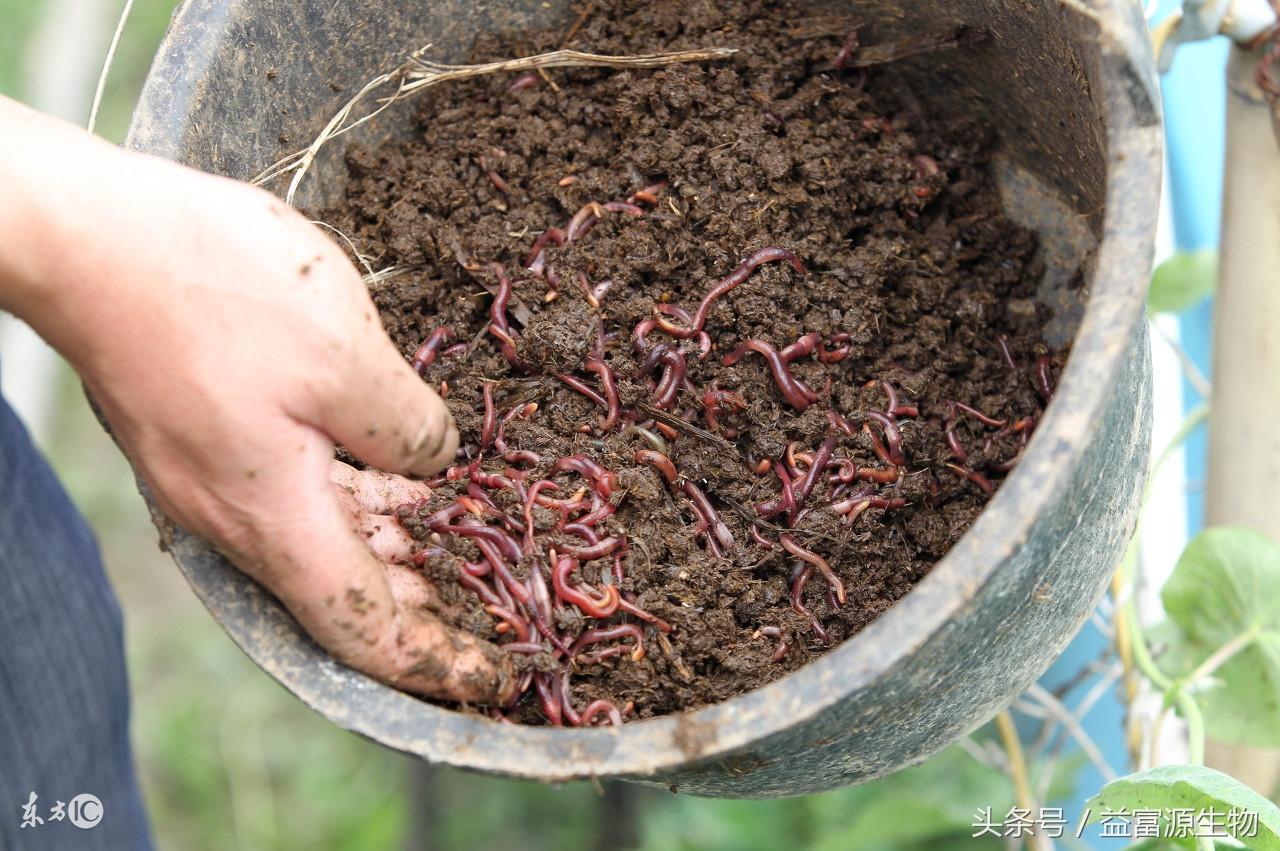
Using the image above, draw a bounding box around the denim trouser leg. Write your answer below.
[0,391,152,849]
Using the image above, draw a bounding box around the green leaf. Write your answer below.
[1148,251,1216,314]
[1160,527,1280,745]
[1088,765,1280,851]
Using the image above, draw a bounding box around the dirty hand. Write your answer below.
[0,97,514,705]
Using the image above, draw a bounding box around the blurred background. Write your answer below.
[0,0,1225,847]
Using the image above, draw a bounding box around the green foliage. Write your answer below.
[1159,527,1280,746]
[1088,765,1280,850]
[1148,250,1216,315]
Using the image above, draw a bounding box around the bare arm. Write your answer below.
[0,96,513,705]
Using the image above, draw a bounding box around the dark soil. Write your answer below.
[319,0,1063,723]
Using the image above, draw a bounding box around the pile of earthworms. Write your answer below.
[394,169,1056,727]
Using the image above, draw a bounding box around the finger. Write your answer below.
[329,459,433,514]
[245,484,514,704]
[319,338,460,478]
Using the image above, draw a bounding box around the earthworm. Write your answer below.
[638,344,688,409]
[817,332,853,364]
[411,327,453,374]
[944,402,968,462]
[435,520,524,563]
[525,226,566,272]
[566,202,605,242]
[553,456,619,498]
[623,424,668,454]
[557,372,609,408]
[951,400,1006,428]
[569,624,645,662]
[755,626,789,661]
[833,28,861,70]
[485,604,532,643]
[480,383,497,449]
[701,386,747,435]
[1035,355,1055,403]
[560,536,624,561]
[780,534,845,605]
[534,673,562,726]
[749,524,776,550]
[495,403,537,453]
[790,564,831,644]
[551,551,620,618]
[683,247,807,333]
[757,461,797,520]
[616,597,672,633]
[996,335,1017,369]
[503,641,547,655]
[780,332,821,363]
[864,411,906,466]
[508,72,540,91]
[722,340,817,411]
[523,480,559,551]
[946,463,994,496]
[683,481,735,553]
[651,305,713,357]
[584,356,621,429]
[793,431,839,511]
[634,449,678,484]
[604,200,644,216]
[880,380,919,418]
[477,156,512,200]
[503,450,541,466]
[827,410,856,437]
[591,278,616,306]
[579,700,624,726]
[458,572,504,607]
[627,181,667,205]
[563,522,600,545]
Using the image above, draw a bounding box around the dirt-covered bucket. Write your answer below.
[127,0,1160,797]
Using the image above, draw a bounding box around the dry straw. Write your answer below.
[251,45,738,207]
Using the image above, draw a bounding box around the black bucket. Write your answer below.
[127,0,1160,798]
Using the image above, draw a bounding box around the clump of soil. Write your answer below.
[319,0,1063,723]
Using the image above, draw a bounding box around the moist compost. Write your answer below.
[318,0,1065,724]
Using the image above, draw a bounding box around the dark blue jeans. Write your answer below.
[0,388,152,849]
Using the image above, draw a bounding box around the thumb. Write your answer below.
[317,334,460,478]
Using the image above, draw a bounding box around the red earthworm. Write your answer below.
[790,565,831,644]
[485,604,532,643]
[794,431,839,510]
[1035,355,1055,402]
[584,357,620,429]
[508,72,540,91]
[503,642,547,655]
[783,441,807,475]
[480,383,497,449]
[410,500,470,529]
[411,327,454,374]
[864,411,906,466]
[478,156,512,200]
[579,700,624,726]
[569,624,645,662]
[604,200,644,216]
[749,524,776,550]
[683,481,735,553]
[456,495,490,518]
[575,498,617,528]
[611,552,624,585]
[634,449,678,484]
[631,317,662,353]
[457,572,504,607]
[525,226,566,273]
[495,403,537,453]
[753,457,772,475]
[434,519,524,563]
[557,372,609,409]
[637,344,688,409]
[688,247,808,331]
[622,424,668,454]
[757,626,782,638]
[780,332,821,363]
[503,450,541,467]
[563,522,600,545]
[817,332,853,364]
[461,558,491,578]
[523,480,559,551]
[534,673,562,726]
[722,340,817,411]
[833,27,861,69]
[780,534,845,605]
[556,672,582,726]
[591,279,616,306]
[488,263,514,336]
[880,380,919,418]
[946,463,994,495]
[560,536,624,561]
[550,551,620,618]
[952,400,1006,428]
[553,456,619,498]
[469,468,521,493]
[616,596,672,633]
[996,335,1017,369]
[944,402,968,462]
[566,202,605,242]
[628,181,667,205]
[853,466,900,484]
[827,410,856,437]
[757,462,797,520]
[701,385,747,436]
[652,305,713,357]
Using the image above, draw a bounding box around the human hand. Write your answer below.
[0,98,514,705]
